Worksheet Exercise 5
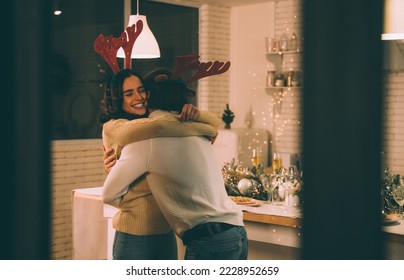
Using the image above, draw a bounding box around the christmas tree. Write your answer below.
[222,103,235,129]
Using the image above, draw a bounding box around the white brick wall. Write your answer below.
[384,71,404,175]
[272,0,303,154]
[51,139,106,259]
[198,4,231,117]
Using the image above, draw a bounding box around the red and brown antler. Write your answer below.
[171,54,200,79]
[184,60,231,84]
[171,54,231,84]
[94,34,125,74]
[120,20,143,69]
[94,20,143,73]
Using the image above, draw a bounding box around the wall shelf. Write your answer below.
[265,50,301,55]
[265,86,301,90]
[265,47,303,93]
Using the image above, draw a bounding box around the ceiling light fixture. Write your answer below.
[117,0,160,59]
[53,1,62,16]
[382,0,404,40]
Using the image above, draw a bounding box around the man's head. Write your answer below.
[144,68,194,112]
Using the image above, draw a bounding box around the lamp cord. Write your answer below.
[137,0,139,15]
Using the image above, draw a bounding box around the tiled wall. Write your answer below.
[384,71,404,175]
[51,139,106,259]
[198,4,231,117]
[272,0,303,154]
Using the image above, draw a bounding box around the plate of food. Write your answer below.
[229,196,263,207]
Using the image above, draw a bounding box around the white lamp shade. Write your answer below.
[382,0,404,40]
[117,14,160,59]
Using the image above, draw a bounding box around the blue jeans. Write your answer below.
[183,225,248,260]
[113,230,178,260]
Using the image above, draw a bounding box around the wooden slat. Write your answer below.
[243,212,302,228]
[243,212,404,245]
[384,232,404,245]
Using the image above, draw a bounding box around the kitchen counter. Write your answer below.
[72,187,404,259]
[382,218,404,259]
[240,202,302,228]
[243,211,301,228]
[241,204,404,259]
[241,204,404,244]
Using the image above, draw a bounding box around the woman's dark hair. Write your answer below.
[99,69,148,123]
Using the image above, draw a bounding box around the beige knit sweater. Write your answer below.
[102,111,220,235]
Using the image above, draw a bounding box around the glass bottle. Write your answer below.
[287,71,294,87]
[289,33,298,51]
[297,36,304,52]
[275,74,285,87]
[291,71,301,87]
[267,71,276,87]
[280,34,288,51]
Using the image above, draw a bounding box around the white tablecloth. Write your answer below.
[72,187,108,260]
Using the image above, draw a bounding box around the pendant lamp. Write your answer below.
[382,0,404,40]
[117,0,160,58]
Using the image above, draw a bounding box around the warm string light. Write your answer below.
[252,72,259,91]
[248,70,261,97]
[267,228,302,244]
[273,85,301,142]
[263,7,302,153]
[272,10,302,149]
[274,118,301,138]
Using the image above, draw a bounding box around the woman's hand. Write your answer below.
[209,133,218,145]
[103,146,116,174]
[178,104,200,122]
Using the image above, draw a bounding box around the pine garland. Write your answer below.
[381,167,403,214]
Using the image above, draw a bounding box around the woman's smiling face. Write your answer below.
[122,75,149,116]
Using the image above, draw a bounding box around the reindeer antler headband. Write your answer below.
[94,21,143,73]
[94,21,231,83]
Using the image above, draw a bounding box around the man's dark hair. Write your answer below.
[147,79,189,112]
[144,67,193,112]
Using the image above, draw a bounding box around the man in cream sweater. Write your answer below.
[102,78,248,260]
